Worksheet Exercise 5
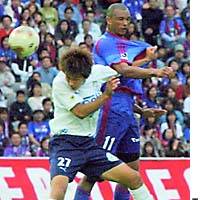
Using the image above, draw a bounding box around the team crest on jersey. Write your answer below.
[120,52,128,60]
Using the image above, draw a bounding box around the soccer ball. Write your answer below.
[8,25,40,58]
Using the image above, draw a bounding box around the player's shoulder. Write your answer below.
[52,71,67,88]
[85,64,118,84]
[95,32,113,45]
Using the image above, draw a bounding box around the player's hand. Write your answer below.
[104,77,120,97]
[154,67,175,78]
[145,46,157,61]
[142,108,167,118]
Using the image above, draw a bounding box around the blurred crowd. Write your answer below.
[0,0,190,158]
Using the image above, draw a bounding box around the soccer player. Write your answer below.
[74,3,173,200]
[48,48,154,200]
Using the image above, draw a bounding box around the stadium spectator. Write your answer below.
[140,124,164,157]
[0,36,17,66]
[183,114,190,143]
[37,20,49,42]
[39,32,57,61]
[159,5,186,49]
[80,0,103,23]
[11,55,35,84]
[141,115,161,139]
[9,90,32,128]
[58,0,82,24]
[0,90,7,108]
[165,138,187,157]
[141,0,164,45]
[178,61,190,85]
[4,0,23,27]
[160,98,184,126]
[0,15,14,43]
[63,6,79,38]
[164,86,182,110]
[160,111,183,139]
[34,56,59,86]
[26,2,39,17]
[75,19,99,44]
[181,1,190,31]
[122,0,144,22]
[26,71,52,98]
[18,122,31,149]
[37,47,50,61]
[32,11,43,32]
[27,81,46,111]
[3,132,31,157]
[54,19,72,47]
[39,0,58,33]
[141,141,157,157]
[0,61,16,106]
[36,135,49,156]
[57,35,77,59]
[81,10,102,39]
[19,7,32,25]
[161,128,176,150]
[167,44,187,66]
[183,95,190,115]
[22,0,41,7]
[83,33,94,52]
[28,109,50,153]
[0,119,9,156]
[126,21,140,39]
[42,97,54,121]
[0,1,4,18]
[142,85,161,109]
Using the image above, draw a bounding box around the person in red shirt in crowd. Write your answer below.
[0,15,14,43]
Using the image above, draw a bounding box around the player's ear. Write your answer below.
[106,16,112,25]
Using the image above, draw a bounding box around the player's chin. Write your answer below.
[118,29,128,36]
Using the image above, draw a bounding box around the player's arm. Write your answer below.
[112,61,173,78]
[132,46,157,67]
[112,45,174,78]
[134,104,167,118]
[71,77,120,118]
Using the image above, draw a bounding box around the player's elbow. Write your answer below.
[75,112,87,119]
[72,107,88,119]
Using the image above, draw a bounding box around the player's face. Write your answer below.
[107,9,131,36]
[66,74,85,90]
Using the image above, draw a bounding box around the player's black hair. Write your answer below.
[59,48,92,79]
[106,3,129,17]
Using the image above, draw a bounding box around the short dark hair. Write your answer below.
[16,90,25,96]
[18,121,27,129]
[64,6,74,13]
[106,3,129,17]
[42,97,51,106]
[59,48,93,79]
[1,15,12,22]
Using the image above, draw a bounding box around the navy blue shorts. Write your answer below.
[96,92,140,162]
[49,134,122,182]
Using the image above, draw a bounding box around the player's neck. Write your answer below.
[107,31,128,40]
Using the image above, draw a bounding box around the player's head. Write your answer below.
[59,48,93,90]
[106,3,131,36]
